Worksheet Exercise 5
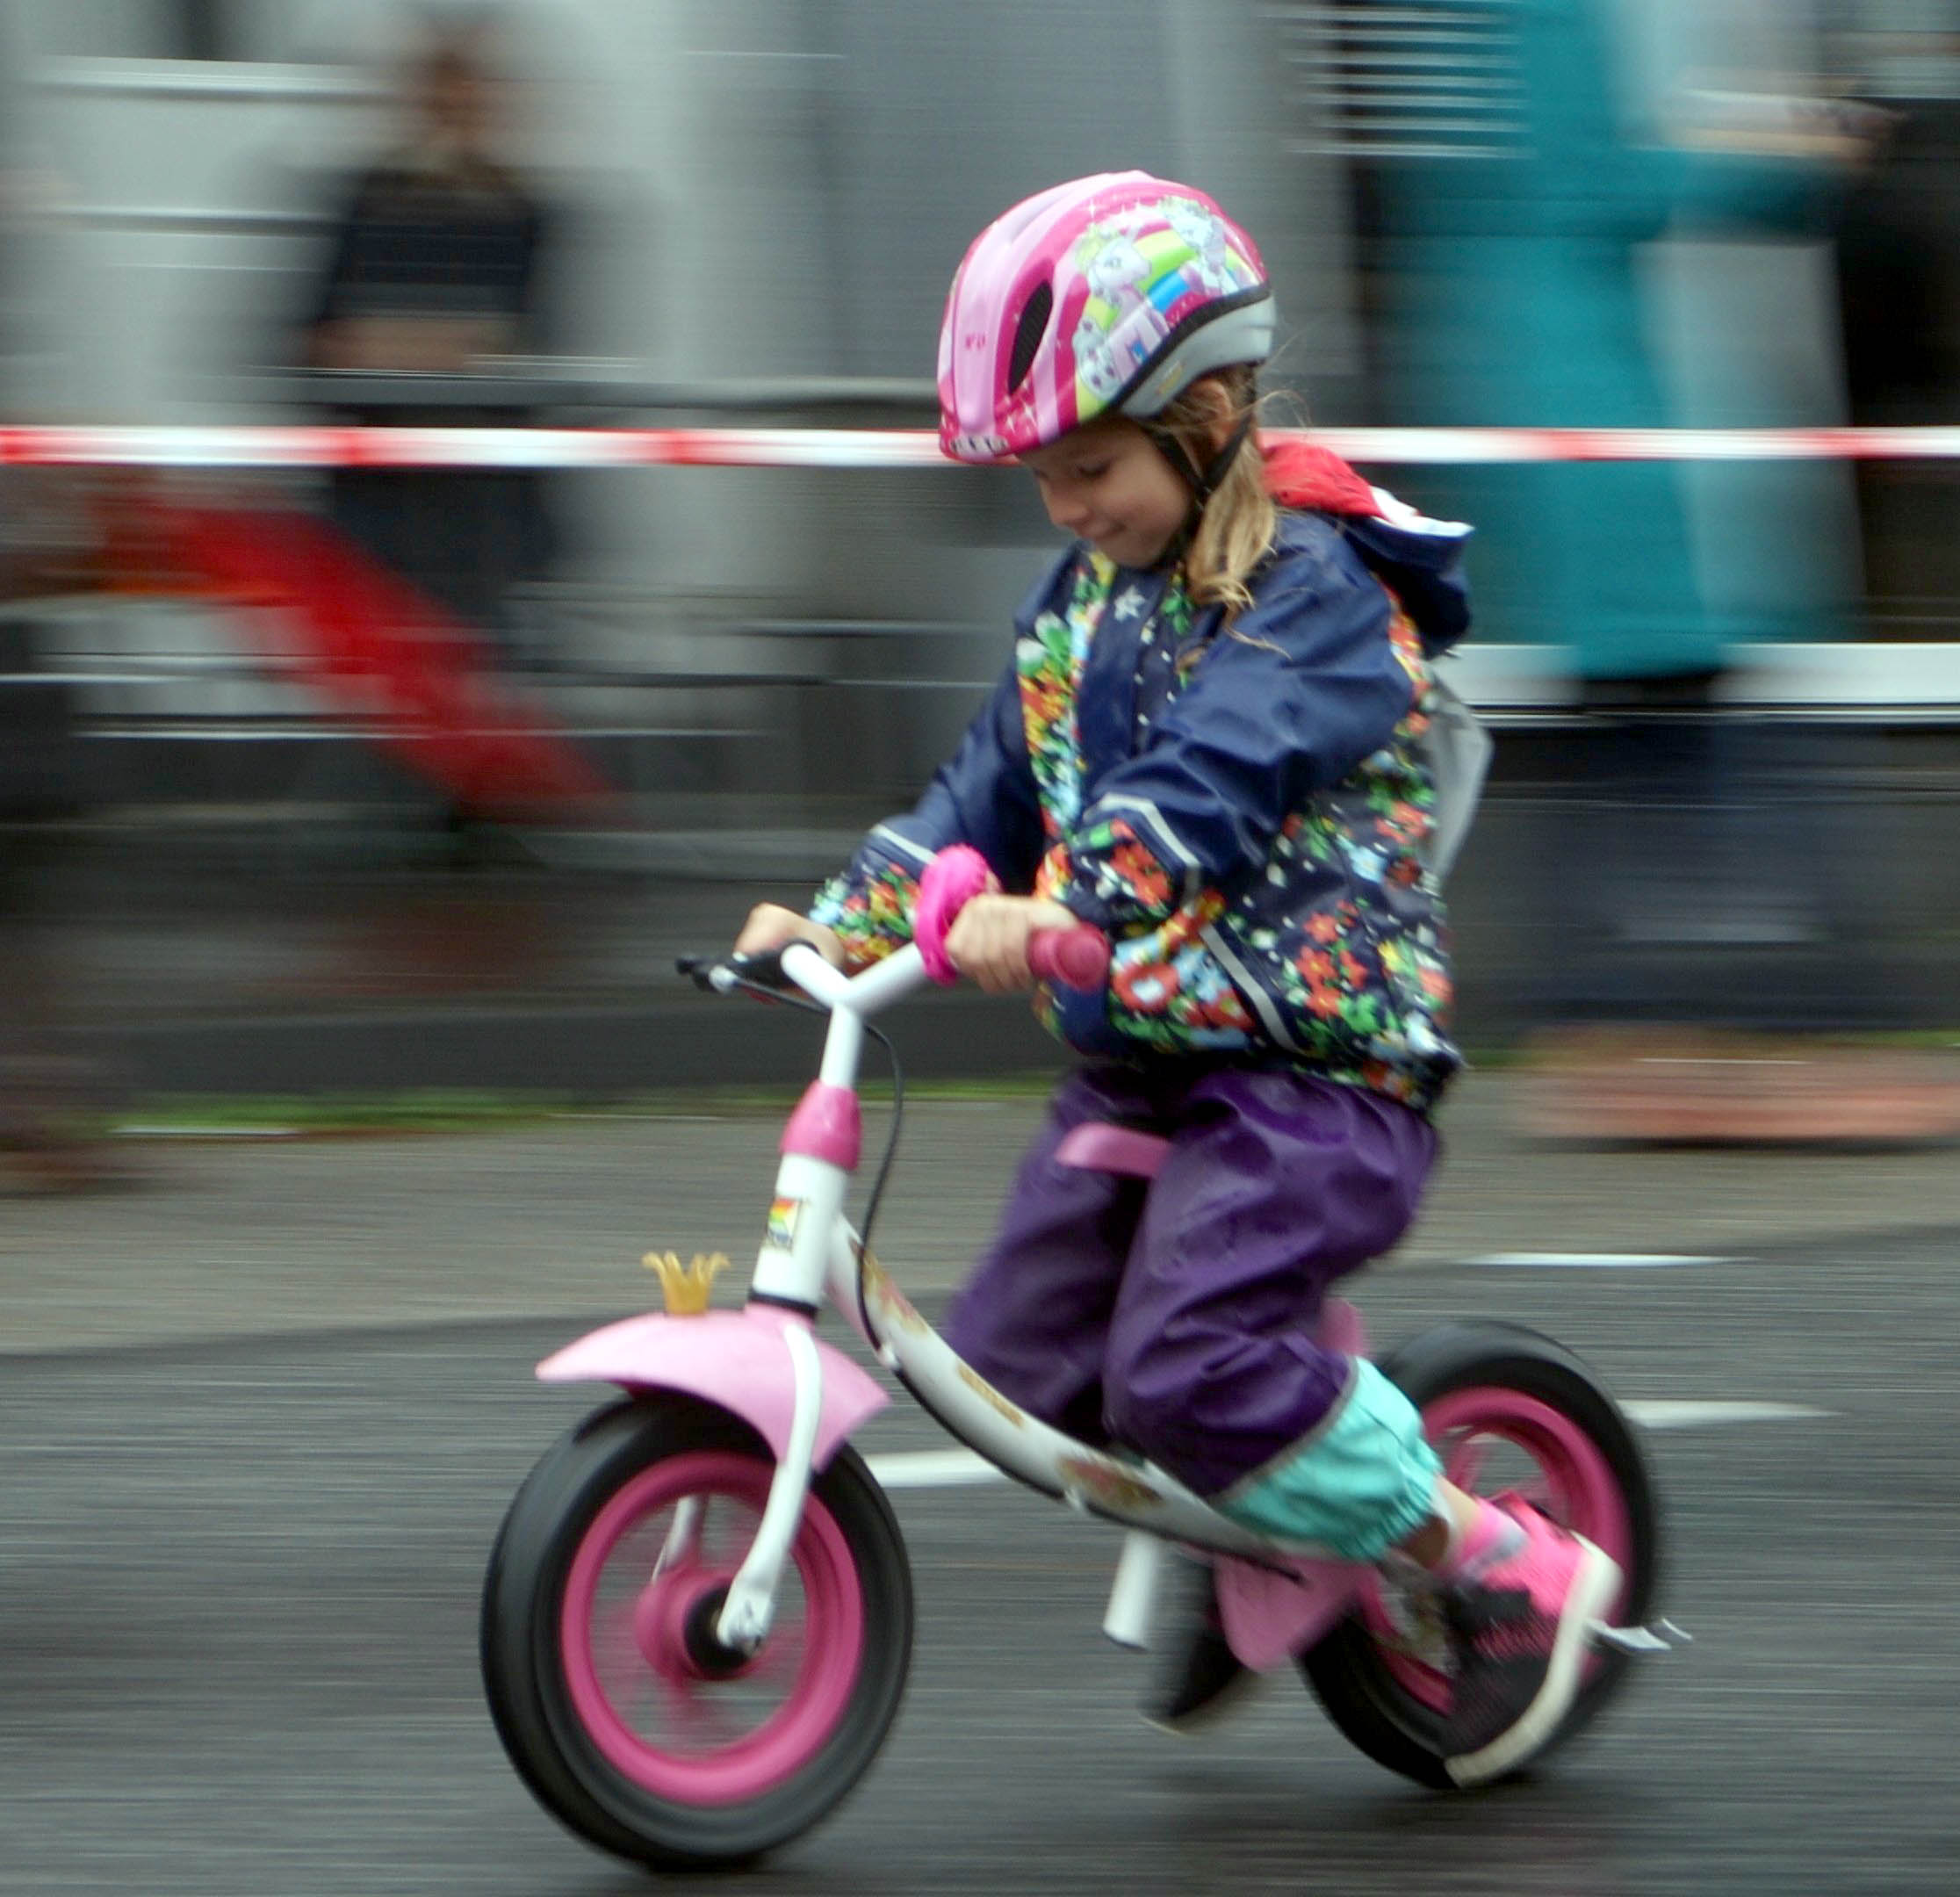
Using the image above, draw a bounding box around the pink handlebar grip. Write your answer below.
[1027,925,1112,992]
[916,845,1110,992]
[913,844,996,986]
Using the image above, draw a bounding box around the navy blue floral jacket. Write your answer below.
[811,454,1475,1111]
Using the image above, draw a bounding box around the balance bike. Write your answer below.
[480,848,1677,1869]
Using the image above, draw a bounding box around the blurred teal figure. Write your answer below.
[1347,0,1902,1128]
[1356,0,1848,677]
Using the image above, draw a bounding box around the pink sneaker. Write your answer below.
[1438,1493,1623,1786]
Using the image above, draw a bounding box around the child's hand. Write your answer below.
[732,903,846,969]
[945,894,1080,994]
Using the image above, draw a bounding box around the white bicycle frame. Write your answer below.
[702,938,1354,1658]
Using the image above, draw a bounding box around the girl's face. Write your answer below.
[1023,418,1192,570]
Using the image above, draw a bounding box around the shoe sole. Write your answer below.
[1442,1536,1623,1788]
[1139,1664,1267,1739]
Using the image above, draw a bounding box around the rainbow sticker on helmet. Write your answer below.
[1070,201,1262,402]
[937,172,1273,465]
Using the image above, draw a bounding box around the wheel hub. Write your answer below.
[633,1572,757,1682]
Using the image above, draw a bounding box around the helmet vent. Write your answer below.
[1005,279,1054,395]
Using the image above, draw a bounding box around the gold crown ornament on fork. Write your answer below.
[643,1250,731,1316]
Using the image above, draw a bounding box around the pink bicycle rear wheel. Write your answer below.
[1299,1320,1660,1788]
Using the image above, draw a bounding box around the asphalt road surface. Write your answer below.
[4,1216,1957,1896]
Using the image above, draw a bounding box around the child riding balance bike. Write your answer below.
[480,174,1675,1871]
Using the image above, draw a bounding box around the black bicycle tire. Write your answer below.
[480,1392,913,1868]
[1298,1320,1661,1789]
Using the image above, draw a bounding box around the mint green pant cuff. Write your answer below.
[1214,1360,1442,1563]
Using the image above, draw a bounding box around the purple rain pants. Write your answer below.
[942,1062,1438,1498]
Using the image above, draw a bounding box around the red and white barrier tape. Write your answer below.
[6,423,1960,469]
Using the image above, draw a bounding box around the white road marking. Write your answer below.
[865,1449,1014,1489]
[1466,1252,1741,1268]
[1625,1400,1830,1428]
[863,1398,1828,1489]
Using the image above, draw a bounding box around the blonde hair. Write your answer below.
[1152,365,1276,620]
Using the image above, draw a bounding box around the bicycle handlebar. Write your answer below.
[913,844,1109,994]
[681,847,1112,1005]
[678,948,799,994]
[1025,922,1112,992]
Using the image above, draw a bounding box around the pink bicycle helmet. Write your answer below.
[937,171,1273,465]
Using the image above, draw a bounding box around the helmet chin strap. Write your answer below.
[1142,408,1257,533]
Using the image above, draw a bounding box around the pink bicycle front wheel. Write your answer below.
[482,1394,912,1870]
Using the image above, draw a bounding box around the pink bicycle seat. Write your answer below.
[1053,1123,1171,1179]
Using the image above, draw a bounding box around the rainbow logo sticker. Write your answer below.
[765,1197,802,1252]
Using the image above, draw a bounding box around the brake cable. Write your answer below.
[682,956,904,1352]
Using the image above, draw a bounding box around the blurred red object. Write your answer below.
[1513,1028,1960,1146]
[101,484,612,823]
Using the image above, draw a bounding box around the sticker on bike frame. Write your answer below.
[765,1197,802,1251]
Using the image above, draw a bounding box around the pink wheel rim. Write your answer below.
[1366,1386,1634,1713]
[558,1451,865,1804]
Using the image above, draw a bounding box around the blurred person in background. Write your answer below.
[1835,6,1960,629]
[1350,0,1946,1139]
[263,4,624,858]
[294,4,561,672]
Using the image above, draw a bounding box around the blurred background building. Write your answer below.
[3,0,1367,817]
[10,2,1960,799]
[1,0,1957,1136]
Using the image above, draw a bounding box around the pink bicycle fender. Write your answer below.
[1316,1295,1366,1357]
[1214,1294,1372,1668]
[537,1306,888,1468]
[1215,1554,1366,1670]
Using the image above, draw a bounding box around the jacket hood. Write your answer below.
[1260,438,1473,655]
